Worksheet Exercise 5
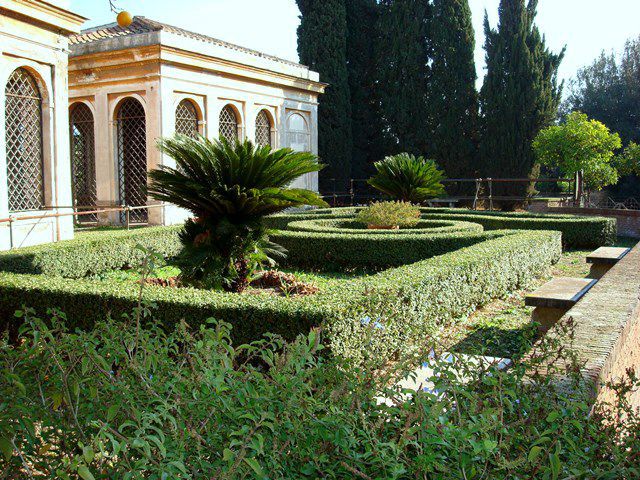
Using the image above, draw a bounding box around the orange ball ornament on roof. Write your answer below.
[117,10,133,27]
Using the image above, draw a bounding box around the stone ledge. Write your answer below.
[530,242,640,407]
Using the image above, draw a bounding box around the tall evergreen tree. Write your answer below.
[479,0,564,203]
[346,0,387,179]
[376,0,432,156]
[428,0,478,181]
[296,0,352,191]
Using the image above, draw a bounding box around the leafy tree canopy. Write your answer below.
[533,112,621,191]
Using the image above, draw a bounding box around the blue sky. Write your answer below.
[70,0,640,89]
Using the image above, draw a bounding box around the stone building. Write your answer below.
[67,16,326,226]
[0,0,85,249]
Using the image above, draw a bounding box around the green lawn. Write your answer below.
[444,237,638,358]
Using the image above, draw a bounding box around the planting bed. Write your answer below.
[0,207,615,364]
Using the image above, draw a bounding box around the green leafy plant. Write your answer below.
[368,153,446,203]
[355,201,420,228]
[614,141,640,176]
[1,308,639,479]
[148,136,326,292]
[533,111,622,191]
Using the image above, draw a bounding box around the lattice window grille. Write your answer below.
[70,103,97,223]
[255,110,272,147]
[175,99,199,138]
[116,98,148,223]
[219,105,239,145]
[5,68,44,212]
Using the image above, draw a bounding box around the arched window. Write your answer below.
[69,103,97,222]
[115,98,147,223]
[219,105,239,145]
[287,113,310,152]
[175,99,199,137]
[255,109,273,147]
[5,68,44,211]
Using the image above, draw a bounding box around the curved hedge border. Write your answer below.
[269,207,616,249]
[0,230,562,365]
[286,218,483,235]
[273,229,499,270]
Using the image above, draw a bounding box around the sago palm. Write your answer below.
[368,153,446,203]
[149,136,326,292]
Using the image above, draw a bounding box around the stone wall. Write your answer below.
[531,242,640,410]
[529,203,640,238]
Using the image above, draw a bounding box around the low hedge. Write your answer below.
[272,229,500,270]
[0,230,562,364]
[419,208,616,248]
[286,218,483,235]
[0,227,182,278]
[272,207,616,248]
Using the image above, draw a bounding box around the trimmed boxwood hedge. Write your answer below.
[0,229,562,364]
[272,229,501,270]
[270,207,616,248]
[0,227,182,278]
[286,218,483,235]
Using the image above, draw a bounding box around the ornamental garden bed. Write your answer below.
[0,208,614,365]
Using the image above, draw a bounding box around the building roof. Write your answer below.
[70,16,308,71]
[0,0,87,34]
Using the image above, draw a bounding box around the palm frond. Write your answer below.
[368,153,446,203]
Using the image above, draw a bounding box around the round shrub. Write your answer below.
[355,201,421,228]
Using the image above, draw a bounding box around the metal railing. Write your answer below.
[0,203,167,250]
[320,176,579,210]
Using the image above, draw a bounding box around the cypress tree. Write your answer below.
[376,0,432,156]
[428,0,478,181]
[479,0,564,203]
[296,0,352,191]
[346,0,387,180]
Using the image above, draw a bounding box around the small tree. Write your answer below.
[614,141,640,177]
[368,153,445,203]
[533,112,621,192]
[149,136,326,293]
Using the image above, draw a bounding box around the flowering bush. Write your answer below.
[356,201,421,228]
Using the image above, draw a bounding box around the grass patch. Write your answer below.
[447,237,639,358]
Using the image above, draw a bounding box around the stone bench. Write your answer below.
[524,241,640,410]
[586,247,630,279]
[525,277,597,332]
[425,198,459,208]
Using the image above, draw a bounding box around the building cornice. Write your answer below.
[159,46,327,95]
[0,0,87,34]
[69,45,327,95]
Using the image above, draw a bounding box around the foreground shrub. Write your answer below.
[355,201,420,228]
[1,310,638,479]
[149,136,326,292]
[368,152,446,203]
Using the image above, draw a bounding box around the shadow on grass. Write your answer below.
[450,323,540,359]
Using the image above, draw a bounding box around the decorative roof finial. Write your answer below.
[109,0,133,27]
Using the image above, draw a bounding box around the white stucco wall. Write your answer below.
[158,63,320,225]
[69,26,324,227]
[0,4,83,250]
